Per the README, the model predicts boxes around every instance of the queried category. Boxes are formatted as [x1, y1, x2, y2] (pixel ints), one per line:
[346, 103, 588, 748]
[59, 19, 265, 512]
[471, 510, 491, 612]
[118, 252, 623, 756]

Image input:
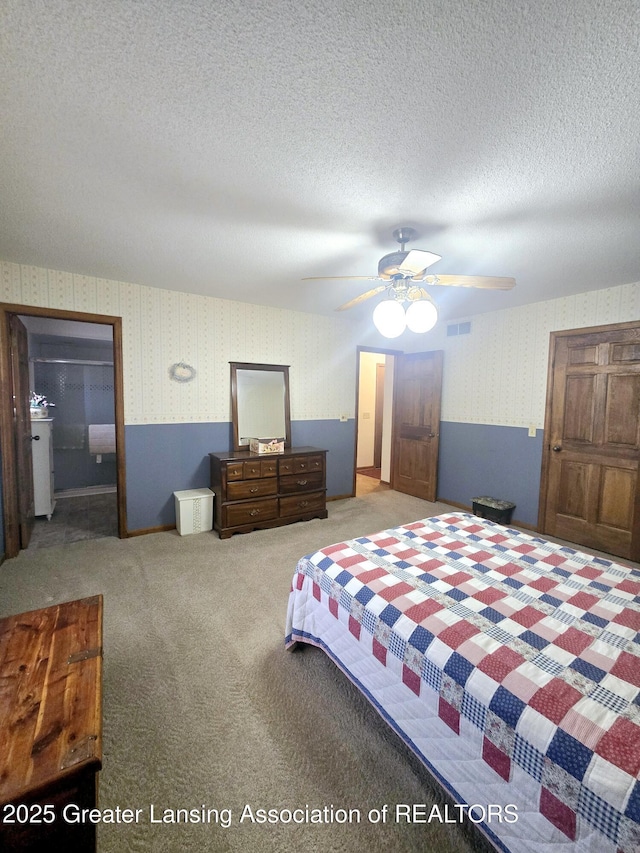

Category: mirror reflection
[230, 362, 291, 450]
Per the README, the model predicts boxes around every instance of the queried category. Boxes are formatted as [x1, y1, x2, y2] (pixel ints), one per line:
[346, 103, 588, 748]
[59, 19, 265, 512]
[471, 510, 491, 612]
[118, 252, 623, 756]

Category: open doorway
[1, 303, 126, 559]
[354, 347, 397, 496]
[22, 315, 118, 549]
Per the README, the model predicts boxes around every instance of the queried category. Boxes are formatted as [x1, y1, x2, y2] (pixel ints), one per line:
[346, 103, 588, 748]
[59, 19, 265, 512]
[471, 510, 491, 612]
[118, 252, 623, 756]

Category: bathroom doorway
[22, 315, 118, 548]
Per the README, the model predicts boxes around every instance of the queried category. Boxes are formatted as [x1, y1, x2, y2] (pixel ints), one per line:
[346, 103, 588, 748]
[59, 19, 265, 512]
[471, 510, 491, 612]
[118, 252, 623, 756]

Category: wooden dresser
[210, 446, 328, 538]
[0, 596, 103, 851]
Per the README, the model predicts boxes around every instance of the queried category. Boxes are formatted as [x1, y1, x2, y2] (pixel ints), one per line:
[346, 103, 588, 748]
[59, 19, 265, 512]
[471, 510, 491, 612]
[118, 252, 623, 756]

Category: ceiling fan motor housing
[378, 251, 412, 279]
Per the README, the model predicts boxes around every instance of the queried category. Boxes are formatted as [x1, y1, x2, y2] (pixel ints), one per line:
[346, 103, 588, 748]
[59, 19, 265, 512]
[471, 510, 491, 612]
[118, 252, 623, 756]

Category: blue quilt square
[540, 593, 562, 607]
[582, 612, 608, 629]
[489, 686, 526, 728]
[318, 556, 335, 570]
[446, 588, 467, 602]
[589, 581, 612, 593]
[444, 651, 474, 687]
[472, 562, 491, 573]
[570, 656, 606, 683]
[520, 630, 549, 650]
[333, 570, 353, 587]
[503, 577, 524, 590]
[417, 573, 437, 584]
[355, 586, 375, 605]
[520, 555, 538, 564]
[551, 567, 571, 578]
[445, 550, 463, 560]
[394, 560, 412, 569]
[409, 625, 434, 653]
[379, 604, 402, 627]
[627, 781, 640, 822]
[547, 729, 593, 781]
[480, 606, 504, 624]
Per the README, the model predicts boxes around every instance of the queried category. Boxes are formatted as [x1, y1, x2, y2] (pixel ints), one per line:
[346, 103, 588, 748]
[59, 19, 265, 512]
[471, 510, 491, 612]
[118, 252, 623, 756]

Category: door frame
[537, 318, 640, 544]
[352, 345, 402, 496]
[0, 302, 127, 558]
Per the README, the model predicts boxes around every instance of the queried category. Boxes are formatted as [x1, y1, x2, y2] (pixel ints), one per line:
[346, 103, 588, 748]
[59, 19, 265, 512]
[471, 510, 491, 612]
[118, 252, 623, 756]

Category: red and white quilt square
[502, 660, 552, 702]
[477, 646, 526, 683]
[529, 679, 583, 725]
[439, 619, 481, 650]
[552, 626, 593, 656]
[610, 651, 640, 688]
[580, 641, 619, 674]
[595, 718, 640, 777]
[561, 699, 617, 750]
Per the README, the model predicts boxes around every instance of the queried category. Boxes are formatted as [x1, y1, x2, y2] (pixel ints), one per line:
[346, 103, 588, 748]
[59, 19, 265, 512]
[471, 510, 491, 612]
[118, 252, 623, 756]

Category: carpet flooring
[0, 490, 497, 853]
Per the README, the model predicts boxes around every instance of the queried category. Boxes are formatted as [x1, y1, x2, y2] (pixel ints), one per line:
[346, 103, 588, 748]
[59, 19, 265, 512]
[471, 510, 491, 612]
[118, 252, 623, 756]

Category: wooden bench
[0, 595, 103, 851]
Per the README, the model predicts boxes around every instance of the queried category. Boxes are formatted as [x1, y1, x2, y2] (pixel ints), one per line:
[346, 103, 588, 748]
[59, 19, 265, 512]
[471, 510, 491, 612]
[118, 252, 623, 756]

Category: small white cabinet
[31, 418, 56, 519]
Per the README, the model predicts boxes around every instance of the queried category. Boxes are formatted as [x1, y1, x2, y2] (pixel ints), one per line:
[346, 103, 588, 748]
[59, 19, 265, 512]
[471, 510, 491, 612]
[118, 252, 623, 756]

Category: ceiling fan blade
[397, 250, 441, 275]
[426, 274, 516, 290]
[302, 275, 382, 281]
[336, 286, 386, 311]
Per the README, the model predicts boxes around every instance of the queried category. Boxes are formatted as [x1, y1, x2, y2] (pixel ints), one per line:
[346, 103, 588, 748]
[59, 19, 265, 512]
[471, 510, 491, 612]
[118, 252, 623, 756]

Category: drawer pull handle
[297, 479, 308, 486]
[299, 463, 306, 469]
[250, 487, 259, 493]
[299, 500, 309, 508]
[249, 509, 260, 517]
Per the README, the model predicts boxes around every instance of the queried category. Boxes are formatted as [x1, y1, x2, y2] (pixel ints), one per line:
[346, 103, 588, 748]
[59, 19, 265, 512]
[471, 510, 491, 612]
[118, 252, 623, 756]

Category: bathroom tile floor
[28, 490, 118, 549]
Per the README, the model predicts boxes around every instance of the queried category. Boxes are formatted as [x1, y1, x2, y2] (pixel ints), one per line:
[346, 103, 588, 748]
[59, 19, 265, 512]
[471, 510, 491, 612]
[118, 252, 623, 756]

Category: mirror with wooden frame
[230, 362, 291, 451]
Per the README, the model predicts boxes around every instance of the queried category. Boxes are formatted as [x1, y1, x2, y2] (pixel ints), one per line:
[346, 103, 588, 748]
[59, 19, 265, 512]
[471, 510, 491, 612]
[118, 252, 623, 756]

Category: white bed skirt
[287, 573, 611, 853]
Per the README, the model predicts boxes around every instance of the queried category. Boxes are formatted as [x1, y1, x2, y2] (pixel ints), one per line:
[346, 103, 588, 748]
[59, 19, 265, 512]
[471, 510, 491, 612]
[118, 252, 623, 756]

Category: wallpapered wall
[2, 259, 639, 533]
[0, 261, 358, 423]
[418, 279, 640, 525]
[415, 280, 640, 428]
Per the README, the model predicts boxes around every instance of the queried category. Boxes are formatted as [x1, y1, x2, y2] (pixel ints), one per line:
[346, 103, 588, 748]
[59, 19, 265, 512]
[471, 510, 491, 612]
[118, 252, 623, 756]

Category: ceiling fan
[303, 227, 515, 337]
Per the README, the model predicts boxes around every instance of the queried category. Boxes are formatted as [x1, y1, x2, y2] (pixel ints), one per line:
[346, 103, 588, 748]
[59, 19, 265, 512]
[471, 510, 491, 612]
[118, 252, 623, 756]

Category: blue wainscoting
[124, 419, 356, 532]
[437, 421, 544, 527]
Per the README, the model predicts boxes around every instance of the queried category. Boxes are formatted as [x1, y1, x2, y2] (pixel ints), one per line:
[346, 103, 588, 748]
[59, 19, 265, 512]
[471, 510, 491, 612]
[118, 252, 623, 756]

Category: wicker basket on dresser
[209, 446, 328, 538]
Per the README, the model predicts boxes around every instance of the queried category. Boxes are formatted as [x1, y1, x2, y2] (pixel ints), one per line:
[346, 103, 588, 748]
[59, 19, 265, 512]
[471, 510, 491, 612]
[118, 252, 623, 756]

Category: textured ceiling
[1, 0, 639, 322]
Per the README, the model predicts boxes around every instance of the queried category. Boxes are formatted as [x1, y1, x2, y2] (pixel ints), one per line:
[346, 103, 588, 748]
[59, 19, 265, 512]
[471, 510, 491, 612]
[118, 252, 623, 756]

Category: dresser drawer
[259, 459, 278, 477]
[279, 472, 324, 494]
[225, 498, 278, 527]
[279, 491, 325, 517]
[279, 454, 324, 476]
[226, 460, 277, 482]
[226, 462, 245, 481]
[227, 478, 278, 501]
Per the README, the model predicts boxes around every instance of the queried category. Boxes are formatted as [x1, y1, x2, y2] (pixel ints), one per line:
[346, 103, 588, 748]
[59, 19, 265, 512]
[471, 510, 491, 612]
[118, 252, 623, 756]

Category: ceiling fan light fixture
[405, 297, 438, 333]
[372, 299, 406, 338]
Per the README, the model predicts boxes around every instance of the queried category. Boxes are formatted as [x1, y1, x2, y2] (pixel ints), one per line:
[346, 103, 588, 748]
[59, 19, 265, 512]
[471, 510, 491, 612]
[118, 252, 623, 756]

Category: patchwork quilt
[285, 513, 640, 852]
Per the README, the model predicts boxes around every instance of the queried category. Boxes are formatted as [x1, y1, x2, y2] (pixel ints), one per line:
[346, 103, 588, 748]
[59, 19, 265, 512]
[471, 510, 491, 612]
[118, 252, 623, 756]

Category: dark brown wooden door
[541, 323, 640, 560]
[391, 350, 443, 501]
[10, 314, 35, 549]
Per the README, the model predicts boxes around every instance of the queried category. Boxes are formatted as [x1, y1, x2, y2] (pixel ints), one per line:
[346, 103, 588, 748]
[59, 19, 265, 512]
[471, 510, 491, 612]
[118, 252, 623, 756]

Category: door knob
[30, 434, 40, 441]
[552, 445, 562, 452]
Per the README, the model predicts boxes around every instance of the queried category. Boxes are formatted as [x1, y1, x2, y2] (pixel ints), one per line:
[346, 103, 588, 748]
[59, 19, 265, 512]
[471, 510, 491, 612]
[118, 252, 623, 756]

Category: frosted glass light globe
[405, 299, 438, 333]
[372, 299, 406, 338]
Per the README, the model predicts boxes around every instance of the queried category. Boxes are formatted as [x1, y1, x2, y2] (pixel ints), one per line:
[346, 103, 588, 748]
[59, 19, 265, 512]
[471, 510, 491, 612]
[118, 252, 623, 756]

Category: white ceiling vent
[447, 321, 472, 337]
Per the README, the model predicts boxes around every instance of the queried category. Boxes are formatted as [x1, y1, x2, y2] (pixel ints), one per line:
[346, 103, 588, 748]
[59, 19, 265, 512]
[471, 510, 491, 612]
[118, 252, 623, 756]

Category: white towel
[88, 424, 116, 455]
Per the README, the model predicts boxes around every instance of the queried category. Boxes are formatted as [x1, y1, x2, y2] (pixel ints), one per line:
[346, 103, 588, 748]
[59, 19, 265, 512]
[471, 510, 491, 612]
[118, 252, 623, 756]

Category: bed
[285, 512, 640, 853]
